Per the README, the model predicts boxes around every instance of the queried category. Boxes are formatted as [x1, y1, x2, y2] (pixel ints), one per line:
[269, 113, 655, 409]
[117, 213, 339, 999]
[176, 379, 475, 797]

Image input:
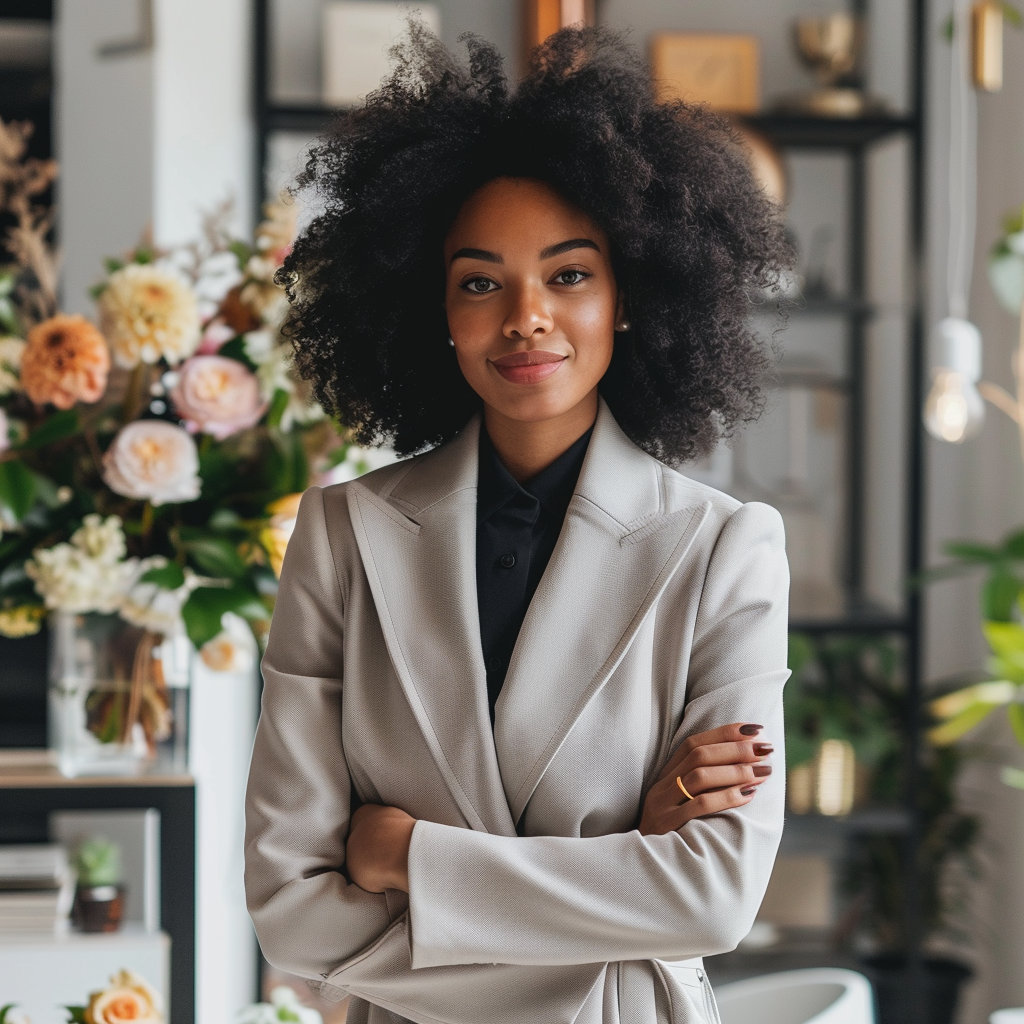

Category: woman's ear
[615, 290, 628, 324]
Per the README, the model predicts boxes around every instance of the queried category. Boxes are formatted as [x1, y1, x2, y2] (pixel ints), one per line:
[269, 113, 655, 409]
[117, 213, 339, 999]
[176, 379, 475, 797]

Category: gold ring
[676, 776, 695, 801]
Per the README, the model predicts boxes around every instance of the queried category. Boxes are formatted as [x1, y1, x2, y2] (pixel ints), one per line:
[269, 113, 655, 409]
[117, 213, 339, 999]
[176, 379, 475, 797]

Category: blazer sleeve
[404, 500, 790, 969]
[244, 486, 393, 979]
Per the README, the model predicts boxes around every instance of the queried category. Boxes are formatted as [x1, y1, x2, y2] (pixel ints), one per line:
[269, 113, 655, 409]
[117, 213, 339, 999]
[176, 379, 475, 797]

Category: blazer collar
[346, 400, 709, 830]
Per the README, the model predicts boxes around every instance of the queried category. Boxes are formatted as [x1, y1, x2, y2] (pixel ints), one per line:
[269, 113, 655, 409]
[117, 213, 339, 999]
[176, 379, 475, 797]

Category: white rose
[199, 630, 253, 673]
[119, 556, 193, 635]
[103, 421, 201, 505]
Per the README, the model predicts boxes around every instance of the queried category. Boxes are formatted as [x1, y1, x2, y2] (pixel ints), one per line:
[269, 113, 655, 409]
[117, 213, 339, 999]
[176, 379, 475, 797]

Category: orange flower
[21, 314, 110, 409]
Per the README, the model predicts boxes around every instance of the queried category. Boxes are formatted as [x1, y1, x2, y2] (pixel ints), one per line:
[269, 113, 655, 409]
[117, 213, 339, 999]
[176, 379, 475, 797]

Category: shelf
[264, 103, 339, 133]
[0, 921, 167, 948]
[786, 807, 911, 836]
[742, 112, 917, 149]
[790, 603, 909, 635]
[0, 765, 194, 789]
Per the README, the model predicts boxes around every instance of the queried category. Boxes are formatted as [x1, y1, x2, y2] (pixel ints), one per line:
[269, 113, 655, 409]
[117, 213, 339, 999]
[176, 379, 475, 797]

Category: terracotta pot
[73, 884, 125, 933]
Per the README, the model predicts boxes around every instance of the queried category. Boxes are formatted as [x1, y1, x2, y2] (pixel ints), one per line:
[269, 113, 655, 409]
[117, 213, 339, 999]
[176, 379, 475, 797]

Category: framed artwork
[650, 33, 760, 113]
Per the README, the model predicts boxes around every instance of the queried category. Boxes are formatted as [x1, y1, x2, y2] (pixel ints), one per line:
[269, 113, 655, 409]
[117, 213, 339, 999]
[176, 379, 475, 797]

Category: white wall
[55, 2, 258, 1019]
[56, 0, 155, 316]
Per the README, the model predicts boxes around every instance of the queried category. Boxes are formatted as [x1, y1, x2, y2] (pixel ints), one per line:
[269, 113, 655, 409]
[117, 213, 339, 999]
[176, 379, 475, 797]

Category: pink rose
[195, 319, 236, 355]
[170, 355, 266, 439]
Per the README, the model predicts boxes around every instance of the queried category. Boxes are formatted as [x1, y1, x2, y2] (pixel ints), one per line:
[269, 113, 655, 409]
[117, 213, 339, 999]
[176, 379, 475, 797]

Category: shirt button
[500, 552, 516, 569]
[488, 656, 503, 672]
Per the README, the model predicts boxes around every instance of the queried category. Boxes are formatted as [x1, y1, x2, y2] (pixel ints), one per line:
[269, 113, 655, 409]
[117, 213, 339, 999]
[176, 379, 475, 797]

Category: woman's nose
[502, 282, 554, 339]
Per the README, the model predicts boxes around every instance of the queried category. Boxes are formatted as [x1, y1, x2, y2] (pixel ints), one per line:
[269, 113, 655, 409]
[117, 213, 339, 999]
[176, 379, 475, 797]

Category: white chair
[715, 968, 875, 1024]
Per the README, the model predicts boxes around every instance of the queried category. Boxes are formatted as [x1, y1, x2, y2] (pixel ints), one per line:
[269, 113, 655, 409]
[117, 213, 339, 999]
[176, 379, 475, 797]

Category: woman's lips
[490, 350, 567, 385]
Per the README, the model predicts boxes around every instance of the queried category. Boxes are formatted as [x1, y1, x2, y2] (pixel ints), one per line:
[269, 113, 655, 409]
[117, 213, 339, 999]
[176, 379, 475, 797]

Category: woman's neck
[483, 390, 598, 483]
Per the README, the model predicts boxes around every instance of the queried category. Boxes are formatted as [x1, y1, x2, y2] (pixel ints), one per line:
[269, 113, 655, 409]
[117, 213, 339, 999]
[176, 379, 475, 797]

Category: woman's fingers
[678, 761, 772, 797]
[671, 784, 759, 829]
[658, 738, 773, 786]
[656, 722, 767, 782]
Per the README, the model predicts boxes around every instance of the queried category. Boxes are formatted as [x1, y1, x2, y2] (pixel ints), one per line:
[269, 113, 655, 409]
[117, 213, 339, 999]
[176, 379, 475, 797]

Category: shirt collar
[477, 424, 593, 523]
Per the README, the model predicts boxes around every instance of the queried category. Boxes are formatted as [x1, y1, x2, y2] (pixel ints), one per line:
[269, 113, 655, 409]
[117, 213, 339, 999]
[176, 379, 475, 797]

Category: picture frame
[650, 33, 760, 113]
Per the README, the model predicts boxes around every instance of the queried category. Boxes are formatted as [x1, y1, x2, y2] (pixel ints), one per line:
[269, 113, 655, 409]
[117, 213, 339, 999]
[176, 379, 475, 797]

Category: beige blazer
[244, 399, 790, 1024]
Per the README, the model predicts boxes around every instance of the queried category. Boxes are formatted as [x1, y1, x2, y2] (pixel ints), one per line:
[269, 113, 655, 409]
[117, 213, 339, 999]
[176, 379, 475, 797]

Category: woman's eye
[553, 269, 589, 285]
[461, 277, 499, 294]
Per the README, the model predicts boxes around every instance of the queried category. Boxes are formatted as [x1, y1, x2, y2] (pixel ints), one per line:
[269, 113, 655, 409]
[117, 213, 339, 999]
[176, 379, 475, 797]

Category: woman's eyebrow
[451, 247, 503, 264]
[539, 238, 600, 259]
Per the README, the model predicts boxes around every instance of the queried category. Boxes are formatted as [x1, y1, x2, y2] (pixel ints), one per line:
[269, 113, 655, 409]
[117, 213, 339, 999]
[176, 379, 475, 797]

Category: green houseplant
[786, 634, 979, 1024]
[72, 836, 124, 933]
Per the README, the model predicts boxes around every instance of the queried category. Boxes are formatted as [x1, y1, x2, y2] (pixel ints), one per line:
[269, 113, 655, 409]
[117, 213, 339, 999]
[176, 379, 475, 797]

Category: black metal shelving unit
[252, 0, 930, 1015]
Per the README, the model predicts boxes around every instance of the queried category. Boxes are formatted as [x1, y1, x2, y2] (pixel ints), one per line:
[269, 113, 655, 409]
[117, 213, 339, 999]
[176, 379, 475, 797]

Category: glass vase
[47, 611, 191, 777]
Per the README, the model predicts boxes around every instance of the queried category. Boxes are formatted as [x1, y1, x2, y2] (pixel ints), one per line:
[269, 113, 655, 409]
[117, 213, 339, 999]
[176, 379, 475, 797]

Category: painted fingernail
[753, 764, 772, 777]
[740, 786, 757, 796]
[753, 743, 774, 756]
[739, 724, 763, 736]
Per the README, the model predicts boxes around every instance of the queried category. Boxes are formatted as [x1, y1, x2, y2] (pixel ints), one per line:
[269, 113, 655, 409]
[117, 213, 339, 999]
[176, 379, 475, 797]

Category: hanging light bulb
[924, 317, 985, 443]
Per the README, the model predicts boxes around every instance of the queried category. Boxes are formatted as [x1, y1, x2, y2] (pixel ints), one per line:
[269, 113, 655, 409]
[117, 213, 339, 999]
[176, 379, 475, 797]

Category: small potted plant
[72, 837, 124, 933]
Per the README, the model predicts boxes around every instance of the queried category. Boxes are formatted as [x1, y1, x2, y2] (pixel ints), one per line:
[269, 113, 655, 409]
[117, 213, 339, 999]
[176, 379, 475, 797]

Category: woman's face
[443, 177, 623, 429]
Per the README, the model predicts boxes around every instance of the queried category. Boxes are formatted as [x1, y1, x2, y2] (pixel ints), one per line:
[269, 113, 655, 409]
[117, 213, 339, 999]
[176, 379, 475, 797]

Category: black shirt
[476, 425, 593, 723]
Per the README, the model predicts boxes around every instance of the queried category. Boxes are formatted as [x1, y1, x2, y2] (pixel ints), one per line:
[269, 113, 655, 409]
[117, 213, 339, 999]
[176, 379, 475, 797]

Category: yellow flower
[98, 264, 201, 368]
[84, 969, 163, 1024]
[261, 493, 303, 577]
[0, 604, 45, 638]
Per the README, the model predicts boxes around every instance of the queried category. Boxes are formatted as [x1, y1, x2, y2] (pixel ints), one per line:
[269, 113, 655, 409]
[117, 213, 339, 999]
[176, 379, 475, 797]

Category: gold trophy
[780, 13, 877, 117]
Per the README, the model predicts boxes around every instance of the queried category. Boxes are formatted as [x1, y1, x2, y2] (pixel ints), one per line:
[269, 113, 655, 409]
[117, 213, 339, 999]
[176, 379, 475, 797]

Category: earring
[447, 337, 455, 347]
[615, 320, 631, 332]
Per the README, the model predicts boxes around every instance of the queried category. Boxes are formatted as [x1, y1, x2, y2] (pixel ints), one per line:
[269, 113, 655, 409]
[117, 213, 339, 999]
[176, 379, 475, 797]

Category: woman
[245, 25, 791, 1024]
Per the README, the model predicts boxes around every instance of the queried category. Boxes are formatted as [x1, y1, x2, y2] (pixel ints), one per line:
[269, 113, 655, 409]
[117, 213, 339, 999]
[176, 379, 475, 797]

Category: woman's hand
[637, 723, 773, 836]
[345, 803, 417, 893]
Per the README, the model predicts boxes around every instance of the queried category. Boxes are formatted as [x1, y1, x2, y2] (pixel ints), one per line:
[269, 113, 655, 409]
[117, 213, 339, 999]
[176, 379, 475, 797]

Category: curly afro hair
[280, 23, 792, 463]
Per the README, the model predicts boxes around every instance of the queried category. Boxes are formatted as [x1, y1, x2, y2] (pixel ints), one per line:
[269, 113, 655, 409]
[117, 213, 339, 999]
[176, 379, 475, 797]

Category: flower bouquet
[64, 969, 163, 1024]
[0, 117, 360, 774]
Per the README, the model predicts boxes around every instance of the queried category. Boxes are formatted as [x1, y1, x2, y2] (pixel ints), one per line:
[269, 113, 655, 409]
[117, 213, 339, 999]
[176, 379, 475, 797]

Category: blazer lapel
[346, 417, 518, 838]
[493, 401, 711, 825]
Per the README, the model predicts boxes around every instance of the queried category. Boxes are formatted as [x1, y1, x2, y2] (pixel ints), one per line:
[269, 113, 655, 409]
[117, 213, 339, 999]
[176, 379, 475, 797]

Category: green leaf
[266, 388, 290, 429]
[927, 700, 999, 745]
[134, 248, 155, 265]
[140, 562, 186, 590]
[1, 1004, 17, 1024]
[1008, 704, 1024, 748]
[30, 472, 62, 509]
[216, 335, 257, 370]
[941, 12, 954, 41]
[943, 541, 1003, 563]
[182, 585, 268, 648]
[323, 443, 351, 470]
[16, 409, 80, 450]
[208, 508, 242, 531]
[63, 1007, 87, 1024]
[104, 257, 126, 274]
[982, 570, 1022, 621]
[1002, 3, 1023, 28]
[1001, 766, 1024, 789]
[88, 282, 107, 300]
[278, 1010, 301, 1024]
[984, 620, 1024, 668]
[184, 537, 248, 581]
[0, 460, 36, 521]
[1004, 530, 1024, 558]
[228, 239, 255, 268]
